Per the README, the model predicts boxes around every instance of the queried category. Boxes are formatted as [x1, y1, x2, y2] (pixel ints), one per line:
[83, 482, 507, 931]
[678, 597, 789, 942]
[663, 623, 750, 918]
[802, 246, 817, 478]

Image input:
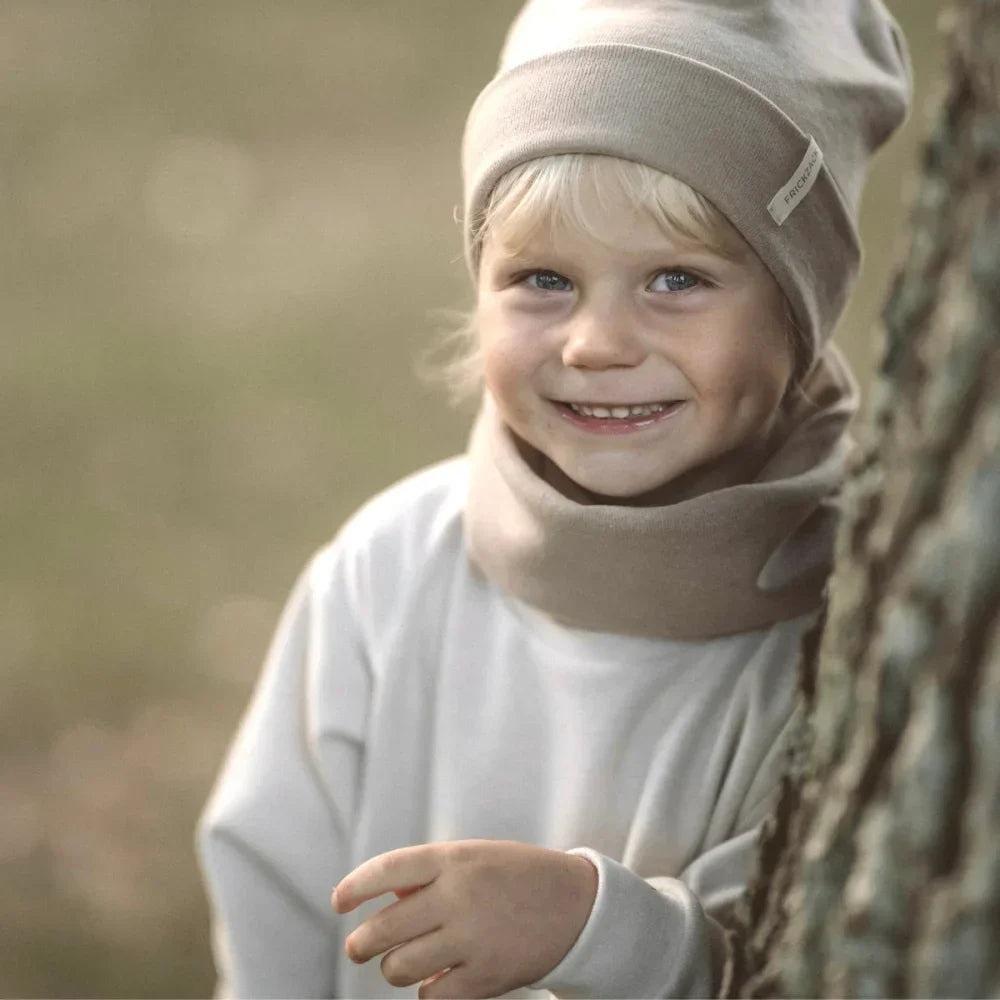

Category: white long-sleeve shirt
[197, 456, 809, 998]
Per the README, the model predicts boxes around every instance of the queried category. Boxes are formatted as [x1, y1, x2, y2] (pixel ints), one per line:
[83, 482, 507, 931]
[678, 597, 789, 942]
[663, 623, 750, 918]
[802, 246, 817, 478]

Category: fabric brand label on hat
[767, 137, 824, 226]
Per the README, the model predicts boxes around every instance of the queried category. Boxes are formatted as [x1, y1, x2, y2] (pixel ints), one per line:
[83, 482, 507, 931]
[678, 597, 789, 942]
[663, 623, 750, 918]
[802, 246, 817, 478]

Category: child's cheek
[685, 336, 754, 400]
[689, 340, 787, 436]
[480, 327, 540, 424]
[481, 308, 541, 370]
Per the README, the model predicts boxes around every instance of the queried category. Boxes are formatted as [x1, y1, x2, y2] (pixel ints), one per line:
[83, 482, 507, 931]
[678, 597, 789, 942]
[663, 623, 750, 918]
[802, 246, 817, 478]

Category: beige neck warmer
[464, 346, 859, 640]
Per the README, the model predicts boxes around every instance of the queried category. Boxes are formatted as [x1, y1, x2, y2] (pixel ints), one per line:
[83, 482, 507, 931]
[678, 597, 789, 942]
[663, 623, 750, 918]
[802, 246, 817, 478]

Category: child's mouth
[552, 399, 686, 433]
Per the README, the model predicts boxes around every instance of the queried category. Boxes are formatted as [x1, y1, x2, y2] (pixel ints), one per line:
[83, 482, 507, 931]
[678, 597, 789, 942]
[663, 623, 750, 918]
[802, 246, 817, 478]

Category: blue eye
[649, 270, 700, 292]
[526, 270, 573, 292]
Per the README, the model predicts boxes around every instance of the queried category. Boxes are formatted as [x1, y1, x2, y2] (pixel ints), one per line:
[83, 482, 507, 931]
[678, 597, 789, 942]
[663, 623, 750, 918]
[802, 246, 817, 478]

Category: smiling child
[198, 2, 911, 997]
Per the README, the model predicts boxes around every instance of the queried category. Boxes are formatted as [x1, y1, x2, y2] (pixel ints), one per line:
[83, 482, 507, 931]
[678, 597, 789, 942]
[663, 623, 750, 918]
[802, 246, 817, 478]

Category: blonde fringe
[475, 154, 745, 263]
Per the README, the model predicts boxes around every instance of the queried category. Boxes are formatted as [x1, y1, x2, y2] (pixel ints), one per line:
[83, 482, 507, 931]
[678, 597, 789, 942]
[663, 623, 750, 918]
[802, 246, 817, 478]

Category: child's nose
[561, 306, 646, 370]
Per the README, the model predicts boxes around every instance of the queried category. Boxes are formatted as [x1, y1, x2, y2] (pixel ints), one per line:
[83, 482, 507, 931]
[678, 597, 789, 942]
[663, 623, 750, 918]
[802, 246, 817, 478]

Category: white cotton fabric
[198, 456, 813, 999]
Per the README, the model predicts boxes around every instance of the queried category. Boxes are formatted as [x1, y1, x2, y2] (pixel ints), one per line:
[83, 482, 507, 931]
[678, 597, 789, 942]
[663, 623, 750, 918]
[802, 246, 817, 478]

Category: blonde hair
[423, 154, 805, 403]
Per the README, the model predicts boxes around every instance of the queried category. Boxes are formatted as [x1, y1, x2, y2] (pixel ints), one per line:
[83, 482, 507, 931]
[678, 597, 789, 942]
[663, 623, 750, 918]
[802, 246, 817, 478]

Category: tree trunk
[728, 2, 1000, 996]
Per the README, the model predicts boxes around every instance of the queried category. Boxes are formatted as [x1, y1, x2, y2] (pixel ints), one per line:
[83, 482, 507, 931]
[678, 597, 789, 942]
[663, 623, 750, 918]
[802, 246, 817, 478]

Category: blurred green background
[2, 3, 945, 996]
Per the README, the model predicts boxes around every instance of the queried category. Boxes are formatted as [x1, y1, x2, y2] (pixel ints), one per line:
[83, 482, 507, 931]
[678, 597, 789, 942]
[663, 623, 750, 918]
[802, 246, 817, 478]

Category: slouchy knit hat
[462, 0, 912, 367]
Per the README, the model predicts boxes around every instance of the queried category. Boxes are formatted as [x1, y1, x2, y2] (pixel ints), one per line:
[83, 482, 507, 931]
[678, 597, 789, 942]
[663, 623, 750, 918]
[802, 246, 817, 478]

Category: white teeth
[567, 401, 674, 418]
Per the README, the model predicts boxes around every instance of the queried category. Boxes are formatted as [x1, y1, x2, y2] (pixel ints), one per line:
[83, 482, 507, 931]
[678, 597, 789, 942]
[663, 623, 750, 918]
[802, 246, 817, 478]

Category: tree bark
[729, 2, 1000, 995]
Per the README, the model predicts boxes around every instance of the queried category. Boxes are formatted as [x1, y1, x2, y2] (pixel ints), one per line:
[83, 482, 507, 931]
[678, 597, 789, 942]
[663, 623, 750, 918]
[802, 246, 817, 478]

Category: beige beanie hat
[462, 0, 912, 366]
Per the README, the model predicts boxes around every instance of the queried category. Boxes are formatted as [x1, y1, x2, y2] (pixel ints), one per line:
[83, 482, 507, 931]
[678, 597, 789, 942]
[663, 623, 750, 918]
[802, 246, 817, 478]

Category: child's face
[476, 195, 794, 502]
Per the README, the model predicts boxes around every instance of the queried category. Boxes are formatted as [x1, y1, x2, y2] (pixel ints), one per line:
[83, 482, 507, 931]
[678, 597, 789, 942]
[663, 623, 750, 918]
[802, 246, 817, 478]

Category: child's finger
[333, 844, 441, 913]
[344, 890, 441, 965]
[418, 963, 475, 1000]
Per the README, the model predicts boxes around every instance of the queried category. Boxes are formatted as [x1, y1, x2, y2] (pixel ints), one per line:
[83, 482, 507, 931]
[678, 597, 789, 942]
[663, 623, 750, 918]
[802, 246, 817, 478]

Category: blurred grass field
[1, 3, 945, 996]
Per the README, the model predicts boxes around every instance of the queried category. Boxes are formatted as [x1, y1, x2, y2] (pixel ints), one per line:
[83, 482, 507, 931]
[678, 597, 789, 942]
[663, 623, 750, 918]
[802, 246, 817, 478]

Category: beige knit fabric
[462, 0, 912, 367]
[464, 345, 859, 639]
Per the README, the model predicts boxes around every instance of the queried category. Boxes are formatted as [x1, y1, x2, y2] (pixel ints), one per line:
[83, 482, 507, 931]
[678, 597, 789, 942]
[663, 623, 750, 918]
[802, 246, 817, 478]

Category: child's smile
[553, 397, 687, 433]
[476, 183, 795, 504]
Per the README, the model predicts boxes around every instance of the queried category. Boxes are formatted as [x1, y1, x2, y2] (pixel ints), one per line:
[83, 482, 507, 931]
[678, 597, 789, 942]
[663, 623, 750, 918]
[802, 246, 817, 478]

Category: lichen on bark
[729, 2, 1000, 996]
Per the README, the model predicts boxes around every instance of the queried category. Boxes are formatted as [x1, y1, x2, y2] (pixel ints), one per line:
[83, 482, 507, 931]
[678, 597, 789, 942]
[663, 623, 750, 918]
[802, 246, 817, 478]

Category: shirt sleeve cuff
[529, 848, 725, 999]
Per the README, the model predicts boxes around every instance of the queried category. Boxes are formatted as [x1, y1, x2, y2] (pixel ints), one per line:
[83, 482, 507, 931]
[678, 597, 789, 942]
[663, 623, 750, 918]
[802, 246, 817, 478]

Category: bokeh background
[2, 3, 946, 996]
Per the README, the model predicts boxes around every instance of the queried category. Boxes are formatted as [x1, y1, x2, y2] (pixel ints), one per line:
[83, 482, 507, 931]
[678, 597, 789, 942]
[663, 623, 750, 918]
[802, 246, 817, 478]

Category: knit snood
[464, 345, 859, 640]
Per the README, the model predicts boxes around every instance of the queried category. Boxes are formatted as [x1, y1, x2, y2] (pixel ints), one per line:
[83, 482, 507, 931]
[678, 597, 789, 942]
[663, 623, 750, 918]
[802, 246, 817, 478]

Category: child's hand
[332, 839, 598, 999]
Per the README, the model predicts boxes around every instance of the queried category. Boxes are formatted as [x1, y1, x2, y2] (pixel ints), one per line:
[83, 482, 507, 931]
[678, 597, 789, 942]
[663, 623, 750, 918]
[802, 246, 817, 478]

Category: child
[198, 2, 910, 997]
